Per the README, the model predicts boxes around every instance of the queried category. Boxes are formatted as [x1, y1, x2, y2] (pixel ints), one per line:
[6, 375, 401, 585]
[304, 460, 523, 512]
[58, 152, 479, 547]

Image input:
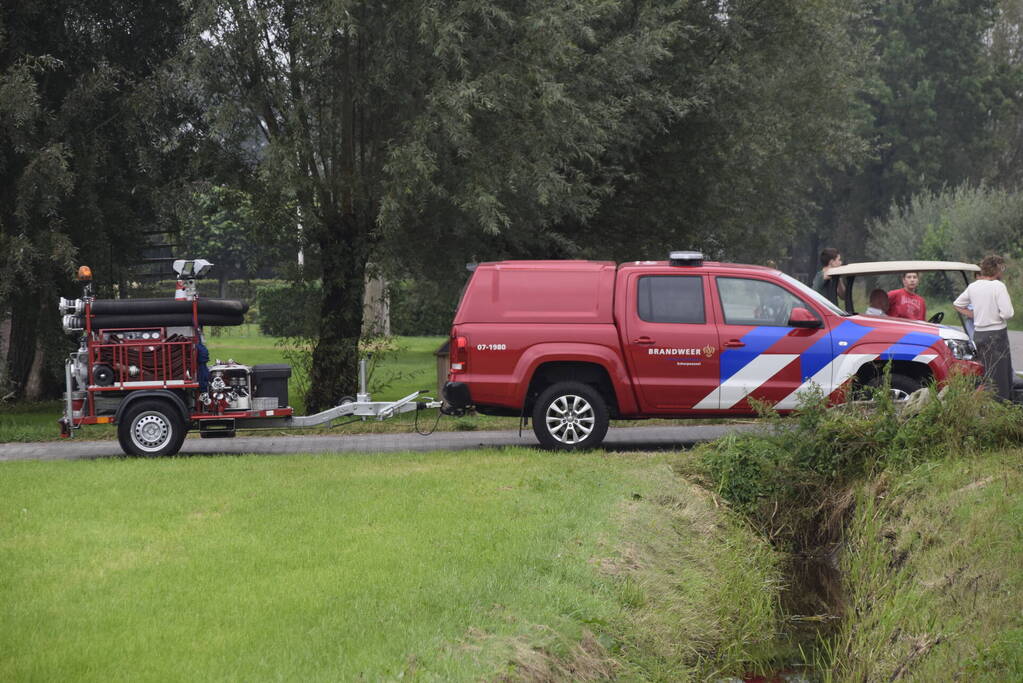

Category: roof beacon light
[669, 251, 703, 266]
[77, 266, 93, 281]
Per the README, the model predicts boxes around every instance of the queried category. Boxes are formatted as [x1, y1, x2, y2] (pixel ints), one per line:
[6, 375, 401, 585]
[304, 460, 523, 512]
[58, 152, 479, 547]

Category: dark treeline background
[3, 0, 1023, 408]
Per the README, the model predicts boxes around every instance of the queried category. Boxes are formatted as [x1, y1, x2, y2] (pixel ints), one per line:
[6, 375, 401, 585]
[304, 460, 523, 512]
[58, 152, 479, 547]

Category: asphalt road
[4, 329, 1019, 463]
[0, 423, 759, 462]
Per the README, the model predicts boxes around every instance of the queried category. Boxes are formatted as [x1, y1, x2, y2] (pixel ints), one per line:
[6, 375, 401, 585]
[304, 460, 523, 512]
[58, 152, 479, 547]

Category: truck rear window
[637, 276, 705, 324]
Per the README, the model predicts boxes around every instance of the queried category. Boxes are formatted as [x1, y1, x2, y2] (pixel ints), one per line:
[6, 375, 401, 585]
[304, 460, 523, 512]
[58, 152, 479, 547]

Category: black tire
[117, 400, 187, 457]
[867, 372, 923, 402]
[532, 381, 610, 451]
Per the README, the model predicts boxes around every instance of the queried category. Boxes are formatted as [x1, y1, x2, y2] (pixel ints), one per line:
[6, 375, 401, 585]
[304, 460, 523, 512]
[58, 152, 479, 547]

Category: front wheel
[867, 372, 923, 402]
[532, 382, 610, 451]
[117, 400, 186, 457]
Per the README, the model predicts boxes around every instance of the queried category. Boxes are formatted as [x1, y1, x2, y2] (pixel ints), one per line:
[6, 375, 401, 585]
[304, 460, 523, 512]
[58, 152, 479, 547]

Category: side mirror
[788, 307, 822, 328]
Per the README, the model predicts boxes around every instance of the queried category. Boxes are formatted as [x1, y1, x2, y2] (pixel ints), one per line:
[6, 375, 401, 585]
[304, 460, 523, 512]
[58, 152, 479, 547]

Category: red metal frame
[70, 297, 293, 429]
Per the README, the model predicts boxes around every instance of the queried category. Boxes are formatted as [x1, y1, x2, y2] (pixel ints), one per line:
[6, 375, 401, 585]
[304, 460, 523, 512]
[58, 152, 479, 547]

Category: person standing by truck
[954, 255, 1015, 400]
[887, 272, 926, 320]
[812, 247, 846, 305]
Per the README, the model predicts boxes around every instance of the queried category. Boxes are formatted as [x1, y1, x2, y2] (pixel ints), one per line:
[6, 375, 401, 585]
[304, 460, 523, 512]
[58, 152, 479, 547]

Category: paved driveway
[0, 423, 759, 462]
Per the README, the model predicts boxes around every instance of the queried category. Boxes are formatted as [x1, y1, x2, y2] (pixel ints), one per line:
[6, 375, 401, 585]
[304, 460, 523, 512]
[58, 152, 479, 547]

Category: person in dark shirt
[811, 247, 846, 305]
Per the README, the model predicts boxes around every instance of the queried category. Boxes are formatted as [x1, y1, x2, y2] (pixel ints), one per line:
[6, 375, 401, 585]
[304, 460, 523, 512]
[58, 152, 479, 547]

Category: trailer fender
[511, 343, 639, 414]
[115, 390, 191, 426]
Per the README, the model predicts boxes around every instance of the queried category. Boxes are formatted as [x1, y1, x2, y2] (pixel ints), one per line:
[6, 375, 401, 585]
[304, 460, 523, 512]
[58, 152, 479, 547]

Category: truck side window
[717, 277, 810, 327]
[637, 276, 705, 324]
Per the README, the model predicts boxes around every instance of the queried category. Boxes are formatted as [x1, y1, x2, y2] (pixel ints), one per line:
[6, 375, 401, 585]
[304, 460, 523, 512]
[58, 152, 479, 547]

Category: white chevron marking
[775, 353, 879, 410]
[702, 354, 800, 410]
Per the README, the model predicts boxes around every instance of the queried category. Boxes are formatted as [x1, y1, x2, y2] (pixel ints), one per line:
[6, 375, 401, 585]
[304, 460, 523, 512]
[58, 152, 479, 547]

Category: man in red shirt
[887, 272, 926, 320]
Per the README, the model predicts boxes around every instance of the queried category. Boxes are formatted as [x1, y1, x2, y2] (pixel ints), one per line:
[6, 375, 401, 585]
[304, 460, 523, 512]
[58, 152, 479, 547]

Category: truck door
[624, 274, 721, 412]
[699, 276, 831, 412]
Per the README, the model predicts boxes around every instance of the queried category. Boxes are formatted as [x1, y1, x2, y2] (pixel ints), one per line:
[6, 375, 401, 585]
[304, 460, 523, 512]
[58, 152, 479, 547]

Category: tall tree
[186, 0, 688, 411]
[811, 0, 1020, 268]
[0, 1, 189, 398]
[567, 0, 874, 266]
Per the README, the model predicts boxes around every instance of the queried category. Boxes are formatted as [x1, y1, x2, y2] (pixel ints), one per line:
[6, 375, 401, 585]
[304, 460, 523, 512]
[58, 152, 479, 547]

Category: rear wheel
[532, 381, 609, 451]
[117, 400, 186, 457]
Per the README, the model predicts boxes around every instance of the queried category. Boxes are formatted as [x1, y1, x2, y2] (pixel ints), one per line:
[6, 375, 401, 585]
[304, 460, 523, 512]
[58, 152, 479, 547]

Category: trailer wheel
[118, 400, 186, 457]
[532, 381, 609, 451]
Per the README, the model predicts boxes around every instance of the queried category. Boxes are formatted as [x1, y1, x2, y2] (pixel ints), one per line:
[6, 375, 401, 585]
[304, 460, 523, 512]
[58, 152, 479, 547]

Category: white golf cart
[826, 259, 980, 332]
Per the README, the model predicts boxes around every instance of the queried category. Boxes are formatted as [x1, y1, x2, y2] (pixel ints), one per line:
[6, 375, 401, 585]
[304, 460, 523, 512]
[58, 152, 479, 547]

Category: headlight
[945, 338, 976, 360]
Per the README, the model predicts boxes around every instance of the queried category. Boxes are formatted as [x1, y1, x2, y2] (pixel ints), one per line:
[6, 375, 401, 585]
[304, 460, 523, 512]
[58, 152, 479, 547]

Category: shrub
[867, 184, 1023, 264]
[689, 372, 1023, 538]
[127, 279, 276, 304]
[388, 277, 462, 336]
[256, 281, 321, 337]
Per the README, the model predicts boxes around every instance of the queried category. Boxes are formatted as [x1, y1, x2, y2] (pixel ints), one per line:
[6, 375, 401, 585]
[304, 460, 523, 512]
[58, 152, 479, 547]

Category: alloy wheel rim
[545, 394, 595, 445]
[890, 388, 912, 402]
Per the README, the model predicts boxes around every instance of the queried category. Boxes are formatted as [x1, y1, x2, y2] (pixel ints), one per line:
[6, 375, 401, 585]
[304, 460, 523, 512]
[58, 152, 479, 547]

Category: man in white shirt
[954, 255, 1015, 400]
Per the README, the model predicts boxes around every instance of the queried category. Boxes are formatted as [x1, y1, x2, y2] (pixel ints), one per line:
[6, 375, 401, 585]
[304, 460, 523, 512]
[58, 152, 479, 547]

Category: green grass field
[0, 449, 785, 681]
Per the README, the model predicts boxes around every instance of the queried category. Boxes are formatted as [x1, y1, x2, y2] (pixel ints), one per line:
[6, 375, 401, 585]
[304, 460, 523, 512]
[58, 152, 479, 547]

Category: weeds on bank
[686, 373, 1023, 541]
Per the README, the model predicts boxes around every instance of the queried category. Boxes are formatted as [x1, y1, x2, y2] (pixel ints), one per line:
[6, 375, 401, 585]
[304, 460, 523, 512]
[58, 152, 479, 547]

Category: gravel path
[0, 423, 760, 462]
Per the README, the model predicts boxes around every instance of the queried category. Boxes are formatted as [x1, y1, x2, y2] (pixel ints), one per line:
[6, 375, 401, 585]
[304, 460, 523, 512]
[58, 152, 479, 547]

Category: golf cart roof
[827, 260, 980, 277]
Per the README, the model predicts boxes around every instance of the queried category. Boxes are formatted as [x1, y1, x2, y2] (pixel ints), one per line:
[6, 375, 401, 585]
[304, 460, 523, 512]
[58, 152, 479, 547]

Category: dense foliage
[1, 0, 191, 398]
[5, 0, 1023, 402]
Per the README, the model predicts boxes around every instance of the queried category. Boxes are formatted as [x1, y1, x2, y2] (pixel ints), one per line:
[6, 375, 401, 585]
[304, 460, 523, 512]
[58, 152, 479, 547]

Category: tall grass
[686, 374, 1023, 540]
[683, 373, 1023, 679]
[825, 452, 1023, 681]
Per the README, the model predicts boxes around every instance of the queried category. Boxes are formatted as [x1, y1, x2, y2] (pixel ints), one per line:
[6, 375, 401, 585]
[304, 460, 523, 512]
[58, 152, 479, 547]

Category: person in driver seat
[864, 289, 889, 316]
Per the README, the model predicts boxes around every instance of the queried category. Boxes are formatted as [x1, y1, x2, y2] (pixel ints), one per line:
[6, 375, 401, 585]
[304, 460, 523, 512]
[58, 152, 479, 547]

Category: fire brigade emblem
[702, 344, 716, 358]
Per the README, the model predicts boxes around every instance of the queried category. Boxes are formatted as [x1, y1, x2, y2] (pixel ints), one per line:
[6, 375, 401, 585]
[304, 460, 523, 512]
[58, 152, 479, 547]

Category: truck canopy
[454, 260, 616, 324]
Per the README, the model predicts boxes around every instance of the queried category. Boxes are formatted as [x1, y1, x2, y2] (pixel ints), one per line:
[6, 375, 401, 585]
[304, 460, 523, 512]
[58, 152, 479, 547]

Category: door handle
[633, 337, 656, 345]
[723, 339, 745, 348]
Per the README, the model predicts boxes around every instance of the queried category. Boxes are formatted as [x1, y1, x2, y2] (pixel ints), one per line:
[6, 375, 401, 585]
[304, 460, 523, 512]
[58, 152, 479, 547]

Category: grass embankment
[830, 453, 1023, 681]
[0, 449, 785, 681]
[687, 377, 1023, 680]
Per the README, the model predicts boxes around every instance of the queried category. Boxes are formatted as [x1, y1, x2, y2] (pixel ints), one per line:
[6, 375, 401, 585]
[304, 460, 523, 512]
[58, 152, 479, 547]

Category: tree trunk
[305, 214, 368, 413]
[0, 314, 10, 396]
[5, 292, 42, 400]
[24, 337, 46, 401]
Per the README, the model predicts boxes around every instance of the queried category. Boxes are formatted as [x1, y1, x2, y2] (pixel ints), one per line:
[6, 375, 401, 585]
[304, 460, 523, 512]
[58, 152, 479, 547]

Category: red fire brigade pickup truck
[442, 251, 982, 450]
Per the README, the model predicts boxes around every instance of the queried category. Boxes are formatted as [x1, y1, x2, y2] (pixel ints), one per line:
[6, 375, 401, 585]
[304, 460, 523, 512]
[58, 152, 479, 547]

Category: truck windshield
[777, 272, 849, 317]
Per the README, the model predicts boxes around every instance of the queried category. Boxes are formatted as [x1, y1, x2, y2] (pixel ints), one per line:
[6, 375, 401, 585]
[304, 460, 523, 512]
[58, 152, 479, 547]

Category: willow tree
[186, 0, 686, 411]
[1, 1, 188, 399]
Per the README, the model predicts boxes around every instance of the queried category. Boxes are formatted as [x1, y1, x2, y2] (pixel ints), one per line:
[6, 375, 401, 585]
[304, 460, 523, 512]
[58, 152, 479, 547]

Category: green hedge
[256, 281, 321, 337]
[388, 278, 461, 336]
[127, 279, 276, 304]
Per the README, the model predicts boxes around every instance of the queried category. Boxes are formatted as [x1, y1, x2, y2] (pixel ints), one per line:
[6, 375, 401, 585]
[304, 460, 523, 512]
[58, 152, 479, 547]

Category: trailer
[58, 260, 441, 456]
